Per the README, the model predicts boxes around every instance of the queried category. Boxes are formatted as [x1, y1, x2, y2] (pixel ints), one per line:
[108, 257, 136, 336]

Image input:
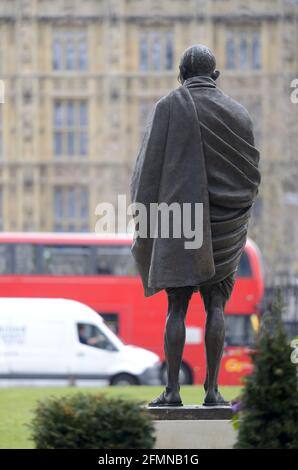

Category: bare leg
[148, 286, 193, 406]
[203, 367, 228, 404]
[164, 287, 193, 391]
[202, 288, 227, 405]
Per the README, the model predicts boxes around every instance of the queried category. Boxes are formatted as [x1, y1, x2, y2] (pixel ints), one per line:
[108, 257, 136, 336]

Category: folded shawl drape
[130, 75, 261, 297]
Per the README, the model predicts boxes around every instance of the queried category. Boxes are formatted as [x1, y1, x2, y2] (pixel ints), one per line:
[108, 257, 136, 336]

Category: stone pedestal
[146, 405, 236, 449]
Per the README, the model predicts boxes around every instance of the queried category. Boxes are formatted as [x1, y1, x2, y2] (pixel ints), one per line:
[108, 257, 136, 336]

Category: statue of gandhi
[130, 44, 261, 407]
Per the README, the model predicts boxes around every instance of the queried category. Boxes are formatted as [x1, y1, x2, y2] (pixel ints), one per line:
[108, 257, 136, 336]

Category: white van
[0, 298, 161, 386]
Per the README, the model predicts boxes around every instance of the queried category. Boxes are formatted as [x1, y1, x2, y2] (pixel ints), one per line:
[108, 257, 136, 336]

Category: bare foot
[148, 387, 183, 407]
[203, 389, 230, 406]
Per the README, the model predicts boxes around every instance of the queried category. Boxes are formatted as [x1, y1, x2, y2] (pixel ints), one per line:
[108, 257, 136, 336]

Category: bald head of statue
[178, 44, 220, 84]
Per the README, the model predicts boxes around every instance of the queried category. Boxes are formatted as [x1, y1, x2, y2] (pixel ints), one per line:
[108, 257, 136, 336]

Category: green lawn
[0, 385, 241, 449]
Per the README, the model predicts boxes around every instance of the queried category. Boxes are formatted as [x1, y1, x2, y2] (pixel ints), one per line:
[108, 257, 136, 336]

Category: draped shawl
[130, 75, 261, 297]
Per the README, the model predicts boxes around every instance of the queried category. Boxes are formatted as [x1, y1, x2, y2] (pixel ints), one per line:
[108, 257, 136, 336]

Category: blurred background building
[0, 0, 297, 282]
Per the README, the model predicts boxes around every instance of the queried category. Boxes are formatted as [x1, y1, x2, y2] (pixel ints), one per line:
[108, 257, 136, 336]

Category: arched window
[66, 36, 75, 70]
[239, 34, 249, 69]
[226, 33, 235, 69]
[78, 36, 88, 71]
[252, 33, 261, 70]
[152, 32, 162, 70]
[53, 38, 62, 70]
[139, 32, 149, 71]
[165, 31, 174, 70]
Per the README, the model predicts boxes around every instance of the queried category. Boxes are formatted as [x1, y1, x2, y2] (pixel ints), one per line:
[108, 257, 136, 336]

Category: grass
[0, 385, 241, 449]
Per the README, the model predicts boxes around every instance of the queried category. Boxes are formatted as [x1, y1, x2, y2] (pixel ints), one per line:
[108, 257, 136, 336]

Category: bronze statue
[130, 44, 261, 406]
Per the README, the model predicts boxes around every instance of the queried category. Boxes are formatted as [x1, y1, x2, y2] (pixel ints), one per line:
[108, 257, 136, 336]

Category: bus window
[225, 314, 255, 348]
[42, 245, 91, 275]
[14, 244, 38, 274]
[95, 245, 138, 276]
[237, 251, 252, 277]
[100, 313, 119, 335]
[0, 244, 13, 274]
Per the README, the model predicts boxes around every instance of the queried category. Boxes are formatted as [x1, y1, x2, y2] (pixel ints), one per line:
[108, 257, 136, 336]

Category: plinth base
[146, 405, 236, 449]
[147, 404, 232, 420]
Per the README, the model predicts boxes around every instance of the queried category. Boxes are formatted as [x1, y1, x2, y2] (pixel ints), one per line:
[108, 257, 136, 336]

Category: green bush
[29, 393, 156, 449]
[235, 293, 298, 449]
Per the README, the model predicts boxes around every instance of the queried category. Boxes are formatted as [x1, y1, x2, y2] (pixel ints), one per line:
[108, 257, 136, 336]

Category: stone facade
[0, 0, 297, 280]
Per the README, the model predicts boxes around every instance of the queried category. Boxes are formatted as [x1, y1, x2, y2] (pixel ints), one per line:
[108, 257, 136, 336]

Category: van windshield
[77, 323, 118, 351]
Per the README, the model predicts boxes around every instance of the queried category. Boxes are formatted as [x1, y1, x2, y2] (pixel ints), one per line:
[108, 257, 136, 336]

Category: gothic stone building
[0, 0, 298, 281]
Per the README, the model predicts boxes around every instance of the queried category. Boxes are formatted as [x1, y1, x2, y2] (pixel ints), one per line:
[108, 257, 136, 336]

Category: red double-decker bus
[0, 232, 264, 385]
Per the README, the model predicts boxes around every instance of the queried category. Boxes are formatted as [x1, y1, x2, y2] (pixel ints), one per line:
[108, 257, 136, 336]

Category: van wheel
[161, 362, 193, 385]
[110, 373, 139, 386]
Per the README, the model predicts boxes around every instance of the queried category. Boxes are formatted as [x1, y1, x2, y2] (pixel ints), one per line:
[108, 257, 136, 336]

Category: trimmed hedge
[29, 393, 156, 449]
